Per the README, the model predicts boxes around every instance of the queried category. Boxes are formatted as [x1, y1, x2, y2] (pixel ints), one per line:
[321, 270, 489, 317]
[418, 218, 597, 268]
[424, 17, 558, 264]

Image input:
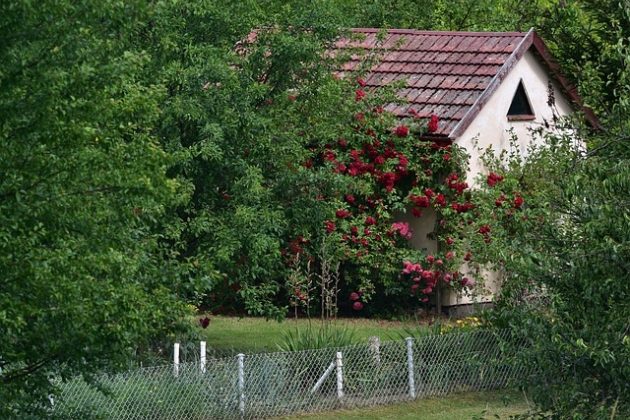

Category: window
[507, 80, 535, 121]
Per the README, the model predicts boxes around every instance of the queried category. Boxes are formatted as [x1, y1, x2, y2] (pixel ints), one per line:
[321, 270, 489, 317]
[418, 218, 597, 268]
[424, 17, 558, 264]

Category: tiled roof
[333, 28, 599, 138]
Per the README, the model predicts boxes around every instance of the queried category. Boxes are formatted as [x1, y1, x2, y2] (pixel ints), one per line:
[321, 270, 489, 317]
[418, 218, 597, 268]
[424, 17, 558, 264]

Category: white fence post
[173, 343, 180, 378]
[237, 353, 245, 417]
[406, 337, 416, 399]
[200, 341, 207, 373]
[335, 351, 344, 400]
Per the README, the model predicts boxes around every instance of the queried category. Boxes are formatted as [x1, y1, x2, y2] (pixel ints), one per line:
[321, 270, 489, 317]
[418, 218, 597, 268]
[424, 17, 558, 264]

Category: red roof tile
[334, 29, 531, 137]
[334, 28, 600, 137]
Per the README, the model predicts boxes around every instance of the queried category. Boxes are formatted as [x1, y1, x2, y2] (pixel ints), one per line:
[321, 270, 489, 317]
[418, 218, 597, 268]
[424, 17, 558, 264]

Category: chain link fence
[53, 329, 529, 419]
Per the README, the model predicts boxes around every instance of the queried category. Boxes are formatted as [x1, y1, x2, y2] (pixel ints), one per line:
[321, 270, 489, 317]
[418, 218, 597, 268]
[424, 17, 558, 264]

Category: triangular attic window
[507, 81, 534, 120]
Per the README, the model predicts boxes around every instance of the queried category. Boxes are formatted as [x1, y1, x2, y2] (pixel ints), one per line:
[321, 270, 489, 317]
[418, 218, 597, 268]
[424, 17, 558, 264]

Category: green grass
[280, 390, 531, 419]
[197, 316, 428, 352]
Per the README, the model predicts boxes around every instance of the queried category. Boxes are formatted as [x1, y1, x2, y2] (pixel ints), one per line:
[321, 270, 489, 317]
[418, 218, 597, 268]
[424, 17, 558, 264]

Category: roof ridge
[350, 28, 530, 37]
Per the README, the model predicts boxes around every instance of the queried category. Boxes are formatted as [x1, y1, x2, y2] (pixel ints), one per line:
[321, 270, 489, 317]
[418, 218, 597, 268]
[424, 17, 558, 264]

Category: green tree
[466, 118, 630, 418]
[0, 1, 193, 415]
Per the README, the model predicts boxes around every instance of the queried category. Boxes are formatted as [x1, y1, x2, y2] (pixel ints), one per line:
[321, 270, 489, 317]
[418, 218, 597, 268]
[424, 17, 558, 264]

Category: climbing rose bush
[282, 77, 498, 314]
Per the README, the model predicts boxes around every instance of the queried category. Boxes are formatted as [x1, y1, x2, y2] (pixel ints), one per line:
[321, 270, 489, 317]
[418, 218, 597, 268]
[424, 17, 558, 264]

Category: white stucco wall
[395, 208, 438, 255]
[406, 48, 575, 308]
[457, 49, 574, 186]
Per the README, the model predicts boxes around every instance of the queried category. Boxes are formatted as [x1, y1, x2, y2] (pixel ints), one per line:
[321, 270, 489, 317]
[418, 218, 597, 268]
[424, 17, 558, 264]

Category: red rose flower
[337, 138, 348, 148]
[352, 301, 364, 311]
[336, 209, 352, 219]
[402, 261, 422, 274]
[487, 172, 504, 187]
[357, 77, 367, 87]
[323, 149, 336, 162]
[478, 224, 491, 235]
[345, 194, 356, 204]
[514, 195, 524, 208]
[446, 237, 454, 245]
[391, 221, 413, 239]
[347, 164, 360, 177]
[461, 277, 475, 287]
[398, 153, 409, 168]
[379, 172, 397, 192]
[453, 182, 468, 195]
[412, 207, 423, 217]
[427, 114, 439, 133]
[324, 220, 336, 233]
[355, 89, 366, 101]
[350, 292, 360, 301]
[435, 193, 446, 207]
[394, 125, 409, 137]
[410, 194, 430, 208]
[365, 216, 377, 226]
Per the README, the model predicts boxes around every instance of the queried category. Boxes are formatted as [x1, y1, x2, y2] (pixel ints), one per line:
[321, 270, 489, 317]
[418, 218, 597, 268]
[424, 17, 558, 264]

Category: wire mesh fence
[52, 329, 530, 419]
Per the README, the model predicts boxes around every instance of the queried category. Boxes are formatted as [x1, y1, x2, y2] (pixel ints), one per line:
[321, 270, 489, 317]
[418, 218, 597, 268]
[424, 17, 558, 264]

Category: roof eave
[529, 33, 602, 130]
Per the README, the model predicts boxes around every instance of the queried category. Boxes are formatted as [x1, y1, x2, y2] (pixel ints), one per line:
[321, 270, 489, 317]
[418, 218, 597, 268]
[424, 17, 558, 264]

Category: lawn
[281, 390, 531, 419]
[197, 315, 430, 352]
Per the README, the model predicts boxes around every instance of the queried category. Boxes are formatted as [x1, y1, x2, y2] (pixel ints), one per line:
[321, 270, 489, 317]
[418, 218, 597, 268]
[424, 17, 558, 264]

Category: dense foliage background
[1, 0, 628, 417]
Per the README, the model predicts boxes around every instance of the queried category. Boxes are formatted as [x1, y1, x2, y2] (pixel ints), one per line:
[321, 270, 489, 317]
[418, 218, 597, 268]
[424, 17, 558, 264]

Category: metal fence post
[200, 341, 207, 373]
[406, 337, 416, 399]
[237, 353, 245, 417]
[173, 343, 180, 378]
[368, 336, 381, 365]
[335, 351, 344, 400]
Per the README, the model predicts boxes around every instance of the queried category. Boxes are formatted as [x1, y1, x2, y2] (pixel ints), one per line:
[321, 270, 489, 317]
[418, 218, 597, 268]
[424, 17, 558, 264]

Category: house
[334, 28, 598, 313]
